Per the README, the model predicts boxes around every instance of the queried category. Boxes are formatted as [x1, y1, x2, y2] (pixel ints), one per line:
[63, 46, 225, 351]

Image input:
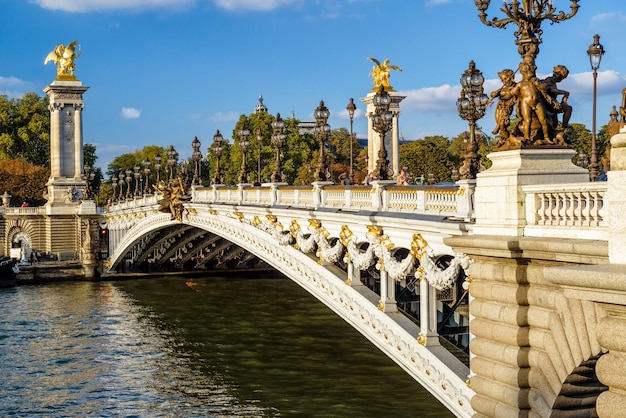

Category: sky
[1, 0, 625, 171]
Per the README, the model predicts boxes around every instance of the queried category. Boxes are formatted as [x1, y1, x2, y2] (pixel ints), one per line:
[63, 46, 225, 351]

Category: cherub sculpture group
[490, 60, 572, 150]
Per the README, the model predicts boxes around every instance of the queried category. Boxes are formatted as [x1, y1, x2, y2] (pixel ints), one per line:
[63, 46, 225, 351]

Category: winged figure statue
[367, 57, 402, 91]
[44, 40, 81, 80]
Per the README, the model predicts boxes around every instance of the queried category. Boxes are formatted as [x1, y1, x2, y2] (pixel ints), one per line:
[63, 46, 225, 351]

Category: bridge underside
[110, 224, 272, 274]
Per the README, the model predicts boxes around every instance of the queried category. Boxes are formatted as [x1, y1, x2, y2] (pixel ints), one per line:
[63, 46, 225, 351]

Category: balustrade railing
[523, 182, 607, 240]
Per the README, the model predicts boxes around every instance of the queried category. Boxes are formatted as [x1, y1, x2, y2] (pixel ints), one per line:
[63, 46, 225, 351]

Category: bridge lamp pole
[270, 113, 286, 183]
[154, 154, 162, 184]
[143, 158, 151, 194]
[111, 174, 118, 202]
[346, 98, 357, 184]
[313, 101, 331, 182]
[191, 136, 202, 186]
[125, 169, 132, 199]
[256, 128, 262, 183]
[456, 61, 489, 180]
[212, 130, 224, 185]
[166, 145, 177, 182]
[587, 34, 605, 182]
[117, 172, 125, 200]
[371, 85, 393, 180]
[238, 123, 251, 184]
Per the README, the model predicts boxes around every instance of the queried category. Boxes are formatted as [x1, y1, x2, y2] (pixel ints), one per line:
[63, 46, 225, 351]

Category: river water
[0, 274, 454, 417]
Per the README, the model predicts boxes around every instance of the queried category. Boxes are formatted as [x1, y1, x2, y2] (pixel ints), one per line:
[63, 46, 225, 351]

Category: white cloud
[121, 107, 141, 119]
[213, 0, 300, 12]
[399, 84, 460, 113]
[590, 12, 626, 25]
[211, 111, 239, 122]
[33, 0, 194, 12]
[0, 76, 33, 98]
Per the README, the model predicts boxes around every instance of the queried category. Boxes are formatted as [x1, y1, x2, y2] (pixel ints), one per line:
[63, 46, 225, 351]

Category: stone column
[608, 126, 626, 263]
[596, 305, 626, 418]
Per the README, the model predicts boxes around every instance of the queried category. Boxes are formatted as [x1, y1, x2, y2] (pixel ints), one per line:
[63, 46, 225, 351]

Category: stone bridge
[102, 141, 626, 418]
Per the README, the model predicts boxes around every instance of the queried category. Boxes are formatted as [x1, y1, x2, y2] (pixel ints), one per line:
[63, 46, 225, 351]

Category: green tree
[0, 93, 50, 165]
[399, 135, 455, 184]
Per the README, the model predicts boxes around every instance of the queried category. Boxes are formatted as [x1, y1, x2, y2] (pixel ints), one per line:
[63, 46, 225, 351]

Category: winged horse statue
[44, 40, 81, 80]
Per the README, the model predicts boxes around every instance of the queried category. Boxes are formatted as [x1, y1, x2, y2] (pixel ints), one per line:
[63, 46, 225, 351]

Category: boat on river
[0, 256, 18, 286]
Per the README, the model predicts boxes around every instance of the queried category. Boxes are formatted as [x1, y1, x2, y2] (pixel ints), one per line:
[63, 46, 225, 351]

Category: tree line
[0, 92, 612, 206]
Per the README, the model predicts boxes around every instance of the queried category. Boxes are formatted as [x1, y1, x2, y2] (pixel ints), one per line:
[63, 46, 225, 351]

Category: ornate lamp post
[457, 61, 489, 180]
[191, 136, 202, 186]
[125, 169, 132, 199]
[238, 123, 251, 184]
[212, 130, 224, 185]
[154, 154, 162, 184]
[312, 101, 331, 182]
[166, 145, 177, 182]
[256, 128, 262, 183]
[346, 98, 357, 184]
[587, 34, 605, 181]
[371, 86, 393, 180]
[117, 171, 125, 200]
[270, 113, 286, 183]
[143, 158, 151, 194]
[111, 174, 118, 202]
[133, 165, 141, 196]
[474, 0, 579, 65]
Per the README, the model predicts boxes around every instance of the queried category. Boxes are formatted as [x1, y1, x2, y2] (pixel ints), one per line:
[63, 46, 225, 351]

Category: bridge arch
[106, 207, 475, 417]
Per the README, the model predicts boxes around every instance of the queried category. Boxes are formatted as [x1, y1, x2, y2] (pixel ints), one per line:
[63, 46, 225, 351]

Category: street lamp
[457, 61, 489, 180]
[346, 98, 357, 184]
[270, 113, 286, 183]
[154, 154, 162, 184]
[239, 123, 251, 184]
[143, 158, 151, 194]
[371, 85, 393, 180]
[212, 130, 224, 185]
[166, 145, 177, 182]
[191, 136, 202, 186]
[587, 34, 605, 181]
[111, 174, 118, 202]
[312, 101, 331, 182]
[117, 171, 125, 200]
[133, 165, 141, 196]
[256, 128, 262, 184]
[125, 169, 132, 199]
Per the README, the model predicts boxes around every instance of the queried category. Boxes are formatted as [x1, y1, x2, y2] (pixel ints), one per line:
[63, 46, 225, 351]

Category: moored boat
[0, 256, 18, 286]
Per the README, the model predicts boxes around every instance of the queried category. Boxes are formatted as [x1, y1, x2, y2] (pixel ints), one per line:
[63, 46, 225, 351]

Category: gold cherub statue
[44, 40, 81, 80]
[367, 57, 402, 91]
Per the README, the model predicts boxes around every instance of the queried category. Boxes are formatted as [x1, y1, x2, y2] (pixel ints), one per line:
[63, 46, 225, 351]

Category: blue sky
[1, 0, 625, 171]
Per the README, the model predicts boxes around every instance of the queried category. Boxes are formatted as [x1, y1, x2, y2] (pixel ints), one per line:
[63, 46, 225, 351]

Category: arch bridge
[103, 158, 626, 418]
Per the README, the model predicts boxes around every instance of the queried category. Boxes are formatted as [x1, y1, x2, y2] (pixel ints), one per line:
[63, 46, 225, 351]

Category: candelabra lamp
[238, 124, 251, 184]
[212, 130, 224, 185]
[587, 34, 605, 181]
[370, 86, 393, 180]
[346, 98, 357, 183]
[457, 61, 489, 180]
[143, 158, 151, 194]
[313, 101, 331, 182]
[192, 136, 202, 186]
[270, 113, 286, 183]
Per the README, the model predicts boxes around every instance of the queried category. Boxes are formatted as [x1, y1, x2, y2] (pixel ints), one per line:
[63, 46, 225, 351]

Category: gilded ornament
[44, 40, 81, 81]
[417, 333, 427, 345]
[367, 57, 402, 92]
[377, 300, 385, 311]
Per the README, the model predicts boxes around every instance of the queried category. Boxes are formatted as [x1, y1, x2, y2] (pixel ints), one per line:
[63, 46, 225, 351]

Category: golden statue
[44, 40, 81, 81]
[367, 57, 402, 91]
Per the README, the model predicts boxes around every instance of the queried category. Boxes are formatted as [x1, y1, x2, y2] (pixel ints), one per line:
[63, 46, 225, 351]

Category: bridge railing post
[454, 180, 475, 221]
[379, 270, 397, 312]
[419, 276, 440, 346]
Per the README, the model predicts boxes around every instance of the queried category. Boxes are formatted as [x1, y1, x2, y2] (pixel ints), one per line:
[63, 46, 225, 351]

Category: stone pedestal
[473, 149, 588, 236]
[43, 80, 89, 209]
[361, 91, 405, 178]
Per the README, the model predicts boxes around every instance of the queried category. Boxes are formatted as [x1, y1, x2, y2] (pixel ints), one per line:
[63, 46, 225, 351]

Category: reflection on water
[0, 275, 454, 417]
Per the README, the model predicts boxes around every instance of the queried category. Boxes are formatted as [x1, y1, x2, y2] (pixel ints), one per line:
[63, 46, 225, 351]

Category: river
[0, 274, 454, 417]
